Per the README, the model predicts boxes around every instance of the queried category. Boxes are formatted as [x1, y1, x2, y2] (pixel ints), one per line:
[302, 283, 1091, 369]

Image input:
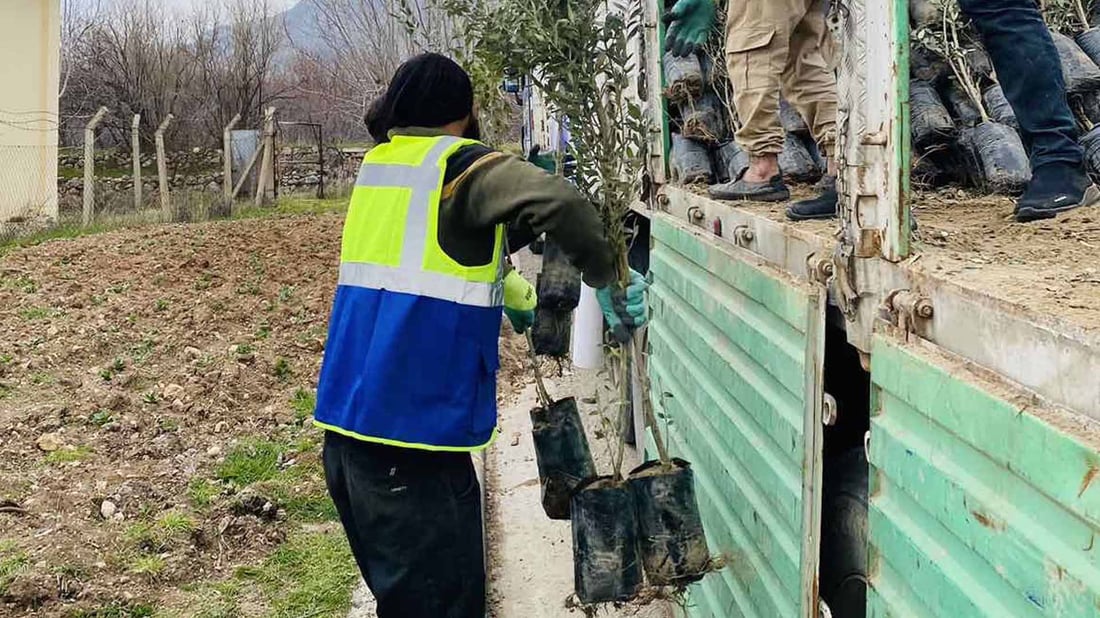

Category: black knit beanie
[365, 53, 474, 142]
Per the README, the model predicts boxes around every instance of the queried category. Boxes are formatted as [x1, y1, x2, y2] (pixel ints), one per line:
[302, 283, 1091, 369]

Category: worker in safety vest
[314, 53, 647, 618]
[664, 0, 840, 220]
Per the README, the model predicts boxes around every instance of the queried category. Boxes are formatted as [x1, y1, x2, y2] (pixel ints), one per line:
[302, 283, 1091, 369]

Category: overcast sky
[69, 0, 301, 16]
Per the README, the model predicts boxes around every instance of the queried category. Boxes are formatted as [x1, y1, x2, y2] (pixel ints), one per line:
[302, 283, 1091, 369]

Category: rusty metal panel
[648, 212, 826, 617]
[834, 0, 910, 261]
[868, 334, 1100, 617]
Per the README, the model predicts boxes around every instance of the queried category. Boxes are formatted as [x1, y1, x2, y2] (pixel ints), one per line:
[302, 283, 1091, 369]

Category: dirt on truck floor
[0, 214, 358, 617]
[734, 186, 1100, 336]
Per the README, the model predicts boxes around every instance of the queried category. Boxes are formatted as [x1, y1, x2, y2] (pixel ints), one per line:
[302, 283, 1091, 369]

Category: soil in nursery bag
[960, 121, 1032, 195]
[627, 459, 712, 586]
[530, 397, 598, 520]
[941, 79, 983, 128]
[911, 47, 948, 85]
[713, 140, 750, 184]
[911, 79, 956, 150]
[1077, 91, 1100, 125]
[982, 83, 1018, 129]
[964, 48, 994, 82]
[909, 0, 940, 28]
[780, 132, 823, 183]
[1081, 126, 1100, 183]
[663, 52, 704, 104]
[1052, 31, 1100, 95]
[780, 99, 810, 136]
[571, 477, 644, 605]
[532, 307, 572, 358]
[536, 239, 582, 311]
[670, 133, 715, 184]
[681, 93, 728, 145]
[1080, 27, 1100, 68]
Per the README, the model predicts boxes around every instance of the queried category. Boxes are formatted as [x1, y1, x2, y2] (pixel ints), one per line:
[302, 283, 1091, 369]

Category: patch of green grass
[89, 410, 114, 427]
[235, 343, 254, 356]
[157, 511, 196, 536]
[278, 285, 296, 303]
[129, 554, 166, 578]
[158, 417, 180, 433]
[4, 275, 39, 293]
[237, 529, 358, 618]
[0, 542, 29, 595]
[290, 389, 316, 425]
[72, 602, 156, 618]
[45, 446, 93, 464]
[131, 339, 157, 364]
[0, 383, 12, 400]
[254, 324, 272, 340]
[99, 358, 126, 382]
[187, 478, 222, 509]
[19, 306, 54, 320]
[216, 440, 283, 486]
[195, 272, 215, 291]
[154, 299, 169, 312]
[273, 358, 292, 382]
[162, 580, 242, 618]
[108, 283, 130, 295]
[30, 372, 53, 385]
[142, 392, 160, 405]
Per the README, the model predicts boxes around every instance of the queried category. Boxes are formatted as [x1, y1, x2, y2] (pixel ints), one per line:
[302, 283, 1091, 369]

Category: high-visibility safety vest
[314, 134, 504, 452]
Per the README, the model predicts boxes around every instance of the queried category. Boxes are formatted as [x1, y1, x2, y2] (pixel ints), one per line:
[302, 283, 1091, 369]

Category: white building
[0, 0, 61, 228]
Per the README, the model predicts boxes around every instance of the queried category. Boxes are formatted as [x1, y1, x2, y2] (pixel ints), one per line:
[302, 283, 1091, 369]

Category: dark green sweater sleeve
[454, 153, 616, 289]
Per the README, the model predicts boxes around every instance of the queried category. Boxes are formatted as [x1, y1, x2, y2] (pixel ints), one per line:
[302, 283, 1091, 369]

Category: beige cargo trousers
[726, 0, 837, 158]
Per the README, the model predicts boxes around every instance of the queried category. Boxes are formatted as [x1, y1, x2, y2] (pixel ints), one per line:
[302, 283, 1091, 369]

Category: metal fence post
[155, 114, 175, 222]
[223, 113, 242, 207]
[132, 114, 142, 211]
[82, 107, 109, 226]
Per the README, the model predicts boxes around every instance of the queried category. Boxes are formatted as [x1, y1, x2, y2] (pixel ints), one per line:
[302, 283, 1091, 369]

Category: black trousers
[322, 431, 485, 618]
[959, 0, 1085, 171]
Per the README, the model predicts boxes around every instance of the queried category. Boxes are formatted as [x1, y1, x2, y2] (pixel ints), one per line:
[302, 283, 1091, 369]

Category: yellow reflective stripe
[339, 262, 504, 307]
[313, 419, 500, 453]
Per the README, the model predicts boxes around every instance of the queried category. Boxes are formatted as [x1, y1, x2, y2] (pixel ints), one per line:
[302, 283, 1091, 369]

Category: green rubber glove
[503, 270, 537, 333]
[596, 269, 649, 344]
[663, 0, 717, 57]
[526, 145, 557, 174]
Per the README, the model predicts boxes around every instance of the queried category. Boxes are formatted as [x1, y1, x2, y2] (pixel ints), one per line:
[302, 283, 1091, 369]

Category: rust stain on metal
[1079, 463, 1100, 498]
[971, 510, 1006, 531]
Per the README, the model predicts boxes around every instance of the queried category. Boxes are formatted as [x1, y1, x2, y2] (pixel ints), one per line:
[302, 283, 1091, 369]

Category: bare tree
[286, 0, 479, 138]
[188, 0, 289, 144]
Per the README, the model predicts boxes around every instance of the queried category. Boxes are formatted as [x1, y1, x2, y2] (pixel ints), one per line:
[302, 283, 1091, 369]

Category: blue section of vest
[315, 284, 502, 449]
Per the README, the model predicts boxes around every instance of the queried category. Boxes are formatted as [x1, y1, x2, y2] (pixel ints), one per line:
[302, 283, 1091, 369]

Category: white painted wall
[0, 0, 61, 225]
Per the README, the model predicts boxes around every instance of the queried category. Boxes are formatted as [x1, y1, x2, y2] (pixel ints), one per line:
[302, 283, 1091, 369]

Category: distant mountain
[280, 0, 326, 55]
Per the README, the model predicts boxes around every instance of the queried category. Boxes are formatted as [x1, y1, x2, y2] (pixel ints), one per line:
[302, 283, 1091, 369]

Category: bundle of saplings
[1042, 0, 1100, 181]
[662, 8, 823, 191]
[911, 0, 1032, 194]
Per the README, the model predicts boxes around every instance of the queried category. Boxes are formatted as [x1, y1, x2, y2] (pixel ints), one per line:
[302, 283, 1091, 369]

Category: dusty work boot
[1015, 164, 1100, 222]
[787, 175, 839, 221]
[708, 170, 790, 202]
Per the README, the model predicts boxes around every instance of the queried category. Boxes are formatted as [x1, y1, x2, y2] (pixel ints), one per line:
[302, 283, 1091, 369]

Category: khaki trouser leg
[725, 1, 799, 157]
[780, 0, 838, 158]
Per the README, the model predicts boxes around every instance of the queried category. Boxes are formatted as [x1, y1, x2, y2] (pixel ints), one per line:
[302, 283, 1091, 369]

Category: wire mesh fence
[0, 144, 59, 242]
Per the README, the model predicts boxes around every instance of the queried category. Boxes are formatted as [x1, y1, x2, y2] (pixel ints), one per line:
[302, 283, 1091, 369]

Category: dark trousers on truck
[322, 431, 486, 618]
[959, 0, 1084, 170]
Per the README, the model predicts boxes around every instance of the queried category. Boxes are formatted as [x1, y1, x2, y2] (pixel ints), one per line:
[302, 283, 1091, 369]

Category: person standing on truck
[313, 52, 648, 618]
[958, 0, 1100, 222]
[664, 0, 841, 220]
